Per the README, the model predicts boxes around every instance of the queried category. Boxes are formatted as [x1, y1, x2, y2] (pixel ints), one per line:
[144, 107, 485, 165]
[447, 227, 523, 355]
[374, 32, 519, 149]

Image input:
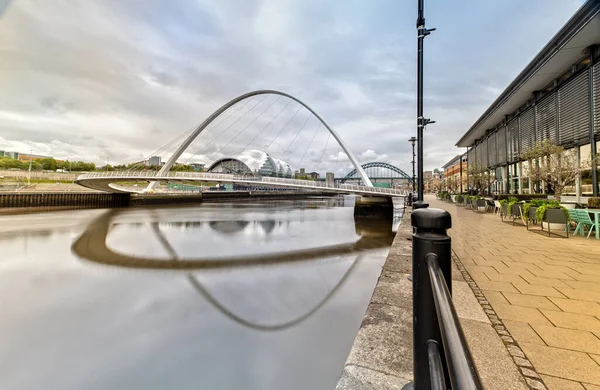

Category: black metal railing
[404, 207, 483, 390]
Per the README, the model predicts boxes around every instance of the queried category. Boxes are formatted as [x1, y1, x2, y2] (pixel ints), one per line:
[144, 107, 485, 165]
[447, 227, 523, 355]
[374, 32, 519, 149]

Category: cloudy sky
[0, 0, 585, 176]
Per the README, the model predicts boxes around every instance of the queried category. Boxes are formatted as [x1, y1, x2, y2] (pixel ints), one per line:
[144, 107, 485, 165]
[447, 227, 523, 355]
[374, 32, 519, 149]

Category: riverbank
[336, 206, 529, 390]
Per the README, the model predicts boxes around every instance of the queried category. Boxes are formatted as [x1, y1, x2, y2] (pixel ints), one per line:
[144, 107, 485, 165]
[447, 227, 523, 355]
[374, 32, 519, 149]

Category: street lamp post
[416, 0, 435, 202]
[409, 137, 417, 192]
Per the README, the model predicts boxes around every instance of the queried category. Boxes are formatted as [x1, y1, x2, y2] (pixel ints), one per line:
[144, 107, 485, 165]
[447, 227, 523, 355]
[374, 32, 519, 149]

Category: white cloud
[0, 0, 583, 173]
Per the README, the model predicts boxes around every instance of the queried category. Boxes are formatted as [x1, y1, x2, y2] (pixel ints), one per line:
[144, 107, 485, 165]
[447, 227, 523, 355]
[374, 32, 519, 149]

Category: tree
[466, 163, 494, 194]
[522, 140, 594, 200]
[39, 158, 57, 171]
[31, 161, 43, 171]
[172, 164, 194, 172]
[427, 177, 442, 193]
[69, 161, 96, 171]
[0, 156, 26, 169]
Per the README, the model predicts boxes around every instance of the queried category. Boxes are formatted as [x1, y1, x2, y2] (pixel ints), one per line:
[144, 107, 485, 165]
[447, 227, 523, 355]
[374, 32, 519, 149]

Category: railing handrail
[426, 253, 482, 390]
[75, 170, 408, 196]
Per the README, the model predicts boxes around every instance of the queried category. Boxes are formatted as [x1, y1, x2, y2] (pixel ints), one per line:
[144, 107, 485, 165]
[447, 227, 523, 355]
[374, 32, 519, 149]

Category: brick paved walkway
[428, 196, 600, 390]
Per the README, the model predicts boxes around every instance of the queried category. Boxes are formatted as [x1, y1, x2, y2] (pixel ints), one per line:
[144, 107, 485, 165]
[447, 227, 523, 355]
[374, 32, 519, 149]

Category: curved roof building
[207, 149, 293, 178]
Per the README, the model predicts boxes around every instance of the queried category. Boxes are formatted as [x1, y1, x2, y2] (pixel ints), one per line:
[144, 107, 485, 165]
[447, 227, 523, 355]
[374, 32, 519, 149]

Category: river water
[0, 196, 402, 390]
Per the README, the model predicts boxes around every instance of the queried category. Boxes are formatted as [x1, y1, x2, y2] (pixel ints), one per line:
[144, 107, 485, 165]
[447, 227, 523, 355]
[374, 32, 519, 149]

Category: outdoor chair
[574, 209, 597, 239]
[493, 200, 501, 215]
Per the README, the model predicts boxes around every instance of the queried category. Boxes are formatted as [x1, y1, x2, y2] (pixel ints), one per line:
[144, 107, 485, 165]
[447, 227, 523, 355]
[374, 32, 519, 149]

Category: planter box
[528, 206, 538, 222]
[542, 208, 569, 237]
[545, 208, 568, 224]
[526, 206, 538, 230]
[500, 204, 508, 220]
[510, 204, 522, 217]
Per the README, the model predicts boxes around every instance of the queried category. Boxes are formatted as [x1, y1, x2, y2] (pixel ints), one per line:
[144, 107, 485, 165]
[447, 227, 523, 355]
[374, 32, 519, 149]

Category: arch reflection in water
[71, 206, 396, 331]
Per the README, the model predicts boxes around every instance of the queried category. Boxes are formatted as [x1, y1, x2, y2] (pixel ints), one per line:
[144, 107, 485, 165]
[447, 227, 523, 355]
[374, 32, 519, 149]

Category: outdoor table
[587, 209, 600, 240]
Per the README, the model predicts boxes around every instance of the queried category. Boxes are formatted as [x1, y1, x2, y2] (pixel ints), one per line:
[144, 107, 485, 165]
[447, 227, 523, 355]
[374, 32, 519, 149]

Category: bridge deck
[75, 171, 407, 197]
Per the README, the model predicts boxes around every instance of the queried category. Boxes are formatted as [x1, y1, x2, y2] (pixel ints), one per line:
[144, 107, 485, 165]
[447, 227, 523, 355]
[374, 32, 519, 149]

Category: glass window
[580, 144, 593, 196]
[496, 167, 503, 179]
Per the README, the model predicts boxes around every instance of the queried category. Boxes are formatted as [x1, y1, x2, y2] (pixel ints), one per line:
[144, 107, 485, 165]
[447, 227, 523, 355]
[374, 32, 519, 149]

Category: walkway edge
[336, 211, 414, 390]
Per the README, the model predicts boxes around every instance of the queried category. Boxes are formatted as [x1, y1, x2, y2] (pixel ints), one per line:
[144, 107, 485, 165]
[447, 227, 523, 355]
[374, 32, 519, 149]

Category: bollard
[413, 201, 429, 210]
[411, 207, 452, 390]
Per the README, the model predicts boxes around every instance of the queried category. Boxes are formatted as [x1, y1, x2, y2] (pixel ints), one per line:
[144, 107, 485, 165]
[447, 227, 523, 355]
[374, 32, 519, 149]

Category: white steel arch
[155, 90, 373, 187]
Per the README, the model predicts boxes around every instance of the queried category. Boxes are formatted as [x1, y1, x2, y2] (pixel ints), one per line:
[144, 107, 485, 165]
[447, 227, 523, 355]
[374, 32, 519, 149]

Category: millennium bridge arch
[156, 90, 373, 187]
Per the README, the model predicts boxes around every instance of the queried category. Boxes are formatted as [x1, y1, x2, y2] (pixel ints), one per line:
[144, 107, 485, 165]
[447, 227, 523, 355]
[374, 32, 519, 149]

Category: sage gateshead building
[206, 149, 294, 178]
[456, 0, 600, 198]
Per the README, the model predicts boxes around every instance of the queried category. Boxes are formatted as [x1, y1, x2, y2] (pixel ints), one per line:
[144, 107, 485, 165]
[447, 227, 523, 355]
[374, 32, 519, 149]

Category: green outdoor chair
[575, 209, 597, 239]
[569, 209, 581, 235]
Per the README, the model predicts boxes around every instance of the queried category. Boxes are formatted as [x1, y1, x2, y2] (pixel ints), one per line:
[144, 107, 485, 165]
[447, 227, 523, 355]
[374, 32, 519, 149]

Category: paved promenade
[337, 205, 528, 390]
[430, 195, 600, 390]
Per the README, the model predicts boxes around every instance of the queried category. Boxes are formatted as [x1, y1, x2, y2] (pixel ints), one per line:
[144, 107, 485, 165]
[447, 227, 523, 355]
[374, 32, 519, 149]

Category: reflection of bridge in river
[71, 208, 397, 331]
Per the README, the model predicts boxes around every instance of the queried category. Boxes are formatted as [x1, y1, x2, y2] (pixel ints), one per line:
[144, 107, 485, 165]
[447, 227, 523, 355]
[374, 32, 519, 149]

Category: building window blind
[536, 92, 558, 144]
[488, 132, 497, 167]
[480, 138, 488, 168]
[559, 70, 590, 145]
[507, 119, 519, 162]
[497, 126, 507, 165]
[519, 107, 535, 153]
[593, 62, 600, 137]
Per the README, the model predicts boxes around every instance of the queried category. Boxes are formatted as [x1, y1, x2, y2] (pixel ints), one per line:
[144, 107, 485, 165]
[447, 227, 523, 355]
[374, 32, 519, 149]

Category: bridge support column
[354, 196, 394, 220]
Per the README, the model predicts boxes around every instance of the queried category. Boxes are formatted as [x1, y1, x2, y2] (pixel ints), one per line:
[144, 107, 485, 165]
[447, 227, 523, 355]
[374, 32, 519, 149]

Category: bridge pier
[353, 196, 394, 220]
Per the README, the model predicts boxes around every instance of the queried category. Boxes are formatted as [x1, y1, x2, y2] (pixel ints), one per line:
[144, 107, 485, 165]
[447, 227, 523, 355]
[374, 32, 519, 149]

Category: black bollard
[411, 207, 452, 390]
[412, 201, 429, 210]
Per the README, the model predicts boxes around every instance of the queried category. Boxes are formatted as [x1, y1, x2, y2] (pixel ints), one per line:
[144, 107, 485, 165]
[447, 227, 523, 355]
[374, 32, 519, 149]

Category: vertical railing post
[410, 207, 452, 390]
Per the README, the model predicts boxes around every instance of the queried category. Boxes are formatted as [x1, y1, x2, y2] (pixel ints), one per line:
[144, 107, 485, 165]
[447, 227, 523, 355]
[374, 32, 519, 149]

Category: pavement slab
[429, 195, 600, 389]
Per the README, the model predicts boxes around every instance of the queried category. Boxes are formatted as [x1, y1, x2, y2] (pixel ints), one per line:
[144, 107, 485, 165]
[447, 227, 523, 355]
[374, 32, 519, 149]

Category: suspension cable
[207, 95, 280, 162]
[297, 122, 322, 169]
[316, 132, 332, 172]
[232, 99, 292, 160]
[180, 97, 257, 165]
[263, 105, 303, 153]
[279, 113, 311, 163]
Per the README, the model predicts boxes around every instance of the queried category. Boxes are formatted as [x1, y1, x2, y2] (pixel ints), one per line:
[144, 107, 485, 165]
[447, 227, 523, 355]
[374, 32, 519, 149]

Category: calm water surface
[0, 196, 401, 390]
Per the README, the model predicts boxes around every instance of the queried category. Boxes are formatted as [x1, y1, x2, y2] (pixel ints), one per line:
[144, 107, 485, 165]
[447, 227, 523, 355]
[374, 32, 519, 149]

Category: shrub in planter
[506, 198, 521, 216]
[536, 204, 570, 237]
[588, 197, 600, 208]
[499, 197, 515, 219]
[522, 200, 547, 222]
[495, 194, 549, 202]
[536, 202, 570, 223]
[456, 195, 464, 204]
[510, 203, 523, 219]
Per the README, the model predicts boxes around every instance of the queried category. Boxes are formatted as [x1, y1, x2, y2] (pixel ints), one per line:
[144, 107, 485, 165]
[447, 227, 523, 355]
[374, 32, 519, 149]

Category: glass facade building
[456, 1, 600, 197]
